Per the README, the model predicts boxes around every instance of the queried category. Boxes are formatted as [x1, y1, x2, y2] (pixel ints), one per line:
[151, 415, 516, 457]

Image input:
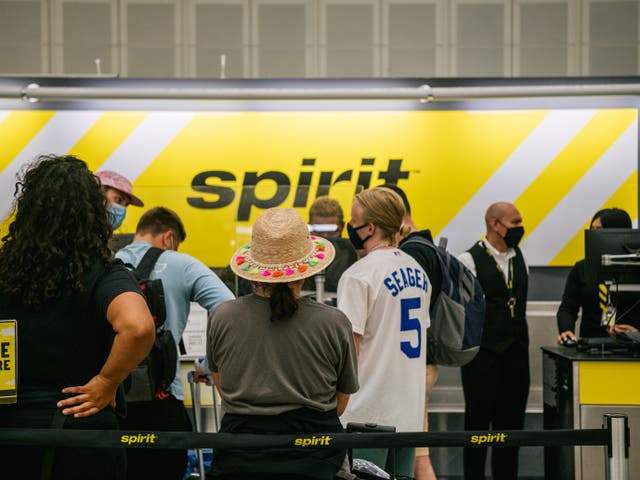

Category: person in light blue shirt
[115, 206, 234, 480]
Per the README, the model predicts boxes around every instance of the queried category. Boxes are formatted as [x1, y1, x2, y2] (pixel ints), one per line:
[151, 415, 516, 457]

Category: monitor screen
[584, 228, 640, 287]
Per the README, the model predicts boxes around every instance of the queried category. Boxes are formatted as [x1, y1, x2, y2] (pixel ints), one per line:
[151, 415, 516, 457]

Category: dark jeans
[120, 395, 193, 480]
[207, 408, 345, 480]
[461, 343, 530, 480]
[0, 402, 125, 480]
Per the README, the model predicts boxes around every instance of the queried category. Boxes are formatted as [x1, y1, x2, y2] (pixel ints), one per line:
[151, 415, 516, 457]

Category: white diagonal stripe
[0, 110, 103, 220]
[521, 121, 637, 265]
[438, 110, 598, 256]
[96, 112, 194, 182]
[0, 111, 9, 124]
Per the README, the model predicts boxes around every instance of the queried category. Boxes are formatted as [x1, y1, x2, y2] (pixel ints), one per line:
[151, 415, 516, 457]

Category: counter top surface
[541, 345, 640, 361]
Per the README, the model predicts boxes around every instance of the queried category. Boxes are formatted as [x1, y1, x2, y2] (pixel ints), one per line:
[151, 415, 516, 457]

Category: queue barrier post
[314, 271, 325, 305]
[187, 371, 206, 479]
[604, 414, 630, 480]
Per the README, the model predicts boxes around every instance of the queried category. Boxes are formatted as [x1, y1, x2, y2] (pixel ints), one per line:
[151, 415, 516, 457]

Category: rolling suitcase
[186, 369, 221, 479]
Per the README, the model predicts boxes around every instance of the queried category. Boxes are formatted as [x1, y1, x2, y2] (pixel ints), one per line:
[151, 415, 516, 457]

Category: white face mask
[107, 202, 127, 230]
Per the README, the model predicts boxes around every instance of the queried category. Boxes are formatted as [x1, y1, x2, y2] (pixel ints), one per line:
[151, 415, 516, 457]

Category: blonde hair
[354, 188, 408, 245]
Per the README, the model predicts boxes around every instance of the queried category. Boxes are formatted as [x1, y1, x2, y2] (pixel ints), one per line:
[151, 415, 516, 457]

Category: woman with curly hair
[0, 155, 155, 480]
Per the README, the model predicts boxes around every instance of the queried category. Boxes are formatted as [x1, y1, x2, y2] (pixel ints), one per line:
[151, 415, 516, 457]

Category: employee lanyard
[482, 241, 516, 318]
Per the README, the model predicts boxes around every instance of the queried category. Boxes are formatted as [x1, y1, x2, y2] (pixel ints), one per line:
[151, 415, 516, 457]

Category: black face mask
[347, 223, 371, 250]
[503, 225, 525, 248]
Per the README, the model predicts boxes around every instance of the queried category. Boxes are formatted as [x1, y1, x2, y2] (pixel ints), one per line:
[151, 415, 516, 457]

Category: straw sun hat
[230, 208, 335, 283]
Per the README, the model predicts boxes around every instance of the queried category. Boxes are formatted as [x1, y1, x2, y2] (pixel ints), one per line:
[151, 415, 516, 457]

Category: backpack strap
[400, 234, 436, 253]
[401, 235, 455, 296]
[135, 246, 165, 278]
[400, 234, 438, 252]
[133, 246, 188, 357]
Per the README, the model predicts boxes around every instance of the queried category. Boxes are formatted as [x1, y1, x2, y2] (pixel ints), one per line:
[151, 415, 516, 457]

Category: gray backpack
[401, 236, 486, 366]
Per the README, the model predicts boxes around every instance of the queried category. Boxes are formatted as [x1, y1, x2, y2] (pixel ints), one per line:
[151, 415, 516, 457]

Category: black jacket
[398, 229, 442, 312]
[557, 259, 608, 338]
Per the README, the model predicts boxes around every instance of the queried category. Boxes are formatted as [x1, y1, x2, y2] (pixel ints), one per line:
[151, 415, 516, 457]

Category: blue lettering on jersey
[399, 268, 409, 289]
[384, 277, 398, 296]
[383, 267, 429, 297]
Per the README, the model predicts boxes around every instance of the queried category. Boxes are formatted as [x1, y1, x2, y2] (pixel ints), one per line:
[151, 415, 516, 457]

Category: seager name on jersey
[383, 267, 429, 297]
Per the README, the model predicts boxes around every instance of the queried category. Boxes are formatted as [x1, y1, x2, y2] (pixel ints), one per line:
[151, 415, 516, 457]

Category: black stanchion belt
[0, 428, 608, 450]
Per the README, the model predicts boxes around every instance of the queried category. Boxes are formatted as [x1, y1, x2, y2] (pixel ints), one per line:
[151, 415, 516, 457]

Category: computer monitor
[584, 228, 640, 287]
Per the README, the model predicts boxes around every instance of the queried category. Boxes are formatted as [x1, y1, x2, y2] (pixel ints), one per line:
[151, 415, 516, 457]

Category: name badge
[0, 319, 17, 404]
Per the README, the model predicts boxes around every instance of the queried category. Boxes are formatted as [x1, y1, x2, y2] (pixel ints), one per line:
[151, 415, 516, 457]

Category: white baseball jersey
[337, 248, 431, 432]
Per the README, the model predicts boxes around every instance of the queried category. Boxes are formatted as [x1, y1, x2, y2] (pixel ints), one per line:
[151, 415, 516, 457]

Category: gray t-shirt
[207, 294, 359, 415]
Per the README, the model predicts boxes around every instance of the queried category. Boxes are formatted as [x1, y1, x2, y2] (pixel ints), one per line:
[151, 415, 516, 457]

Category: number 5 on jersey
[400, 297, 422, 359]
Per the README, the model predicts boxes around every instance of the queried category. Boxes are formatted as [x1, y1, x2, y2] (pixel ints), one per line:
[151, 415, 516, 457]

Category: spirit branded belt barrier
[0, 427, 611, 450]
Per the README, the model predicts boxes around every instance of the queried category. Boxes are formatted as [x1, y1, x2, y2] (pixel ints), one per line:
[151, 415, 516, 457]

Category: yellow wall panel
[580, 361, 640, 405]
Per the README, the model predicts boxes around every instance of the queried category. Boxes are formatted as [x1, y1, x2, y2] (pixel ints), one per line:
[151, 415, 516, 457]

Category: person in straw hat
[206, 208, 359, 480]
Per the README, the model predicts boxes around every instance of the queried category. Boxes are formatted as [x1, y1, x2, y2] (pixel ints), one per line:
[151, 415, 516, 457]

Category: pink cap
[96, 170, 144, 207]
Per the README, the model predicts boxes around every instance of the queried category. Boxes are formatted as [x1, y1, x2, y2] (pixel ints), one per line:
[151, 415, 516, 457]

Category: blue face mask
[107, 202, 127, 230]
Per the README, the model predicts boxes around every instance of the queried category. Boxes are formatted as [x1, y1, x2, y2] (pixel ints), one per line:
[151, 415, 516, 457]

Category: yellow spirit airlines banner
[0, 109, 636, 267]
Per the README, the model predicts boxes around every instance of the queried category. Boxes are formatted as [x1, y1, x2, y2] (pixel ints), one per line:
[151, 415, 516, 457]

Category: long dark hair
[0, 155, 112, 308]
[252, 282, 300, 321]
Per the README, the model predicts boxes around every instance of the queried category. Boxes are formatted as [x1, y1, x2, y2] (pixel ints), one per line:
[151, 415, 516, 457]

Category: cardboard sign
[0, 319, 16, 404]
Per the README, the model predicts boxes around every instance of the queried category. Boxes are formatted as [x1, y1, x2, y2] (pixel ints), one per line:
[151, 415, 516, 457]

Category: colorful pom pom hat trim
[229, 208, 336, 283]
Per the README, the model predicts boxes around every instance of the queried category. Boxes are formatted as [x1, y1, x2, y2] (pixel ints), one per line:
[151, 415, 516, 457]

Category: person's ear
[162, 230, 173, 250]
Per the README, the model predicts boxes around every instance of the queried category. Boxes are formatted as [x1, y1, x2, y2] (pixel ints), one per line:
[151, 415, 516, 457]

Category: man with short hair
[307, 196, 357, 296]
[115, 206, 234, 480]
[308, 195, 346, 239]
[458, 202, 529, 480]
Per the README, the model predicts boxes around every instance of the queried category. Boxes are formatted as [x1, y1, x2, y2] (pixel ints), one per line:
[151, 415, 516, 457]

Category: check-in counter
[542, 346, 640, 480]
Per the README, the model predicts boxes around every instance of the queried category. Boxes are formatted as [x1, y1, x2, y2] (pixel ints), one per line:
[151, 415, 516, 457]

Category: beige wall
[1, 0, 639, 78]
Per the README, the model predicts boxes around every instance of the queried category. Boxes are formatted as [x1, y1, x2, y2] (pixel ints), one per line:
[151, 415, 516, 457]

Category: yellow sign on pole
[0, 319, 17, 404]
